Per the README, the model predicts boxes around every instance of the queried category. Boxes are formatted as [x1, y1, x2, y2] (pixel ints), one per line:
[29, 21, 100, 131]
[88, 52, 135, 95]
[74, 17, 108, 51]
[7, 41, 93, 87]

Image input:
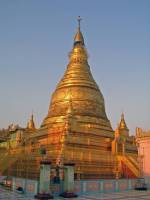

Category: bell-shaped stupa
[41, 17, 113, 135]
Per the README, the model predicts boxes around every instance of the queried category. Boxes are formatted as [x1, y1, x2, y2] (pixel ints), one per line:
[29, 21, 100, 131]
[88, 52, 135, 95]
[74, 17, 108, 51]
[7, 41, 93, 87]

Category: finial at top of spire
[121, 112, 124, 119]
[77, 16, 82, 30]
[74, 16, 84, 46]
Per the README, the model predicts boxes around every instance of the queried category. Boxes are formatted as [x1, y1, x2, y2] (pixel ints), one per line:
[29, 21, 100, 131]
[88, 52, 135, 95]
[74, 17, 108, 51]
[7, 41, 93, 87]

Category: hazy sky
[0, 0, 149, 134]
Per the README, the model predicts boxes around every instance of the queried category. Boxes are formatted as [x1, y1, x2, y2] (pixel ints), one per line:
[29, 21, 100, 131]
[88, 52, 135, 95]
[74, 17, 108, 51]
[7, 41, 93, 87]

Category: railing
[127, 156, 139, 171]
[117, 155, 140, 178]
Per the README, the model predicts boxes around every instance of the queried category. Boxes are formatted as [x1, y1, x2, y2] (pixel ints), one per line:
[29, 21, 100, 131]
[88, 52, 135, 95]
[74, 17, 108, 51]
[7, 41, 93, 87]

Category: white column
[39, 160, 51, 194]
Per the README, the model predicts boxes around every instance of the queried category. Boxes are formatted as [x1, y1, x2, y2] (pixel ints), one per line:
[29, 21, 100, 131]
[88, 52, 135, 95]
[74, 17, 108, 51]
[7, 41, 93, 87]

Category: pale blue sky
[0, 0, 149, 134]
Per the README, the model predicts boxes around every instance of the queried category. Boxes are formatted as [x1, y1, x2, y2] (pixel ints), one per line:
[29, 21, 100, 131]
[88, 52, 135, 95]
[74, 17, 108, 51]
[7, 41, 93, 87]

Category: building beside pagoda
[136, 128, 150, 177]
[0, 19, 140, 180]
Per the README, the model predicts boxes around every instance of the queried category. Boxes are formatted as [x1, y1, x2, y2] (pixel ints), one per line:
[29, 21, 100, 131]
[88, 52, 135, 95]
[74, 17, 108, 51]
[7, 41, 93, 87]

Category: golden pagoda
[0, 18, 140, 180]
[38, 17, 116, 179]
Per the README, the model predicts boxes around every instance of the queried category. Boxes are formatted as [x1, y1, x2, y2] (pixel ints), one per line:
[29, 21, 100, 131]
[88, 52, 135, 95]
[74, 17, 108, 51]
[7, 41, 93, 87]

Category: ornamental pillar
[60, 163, 77, 198]
[35, 160, 53, 199]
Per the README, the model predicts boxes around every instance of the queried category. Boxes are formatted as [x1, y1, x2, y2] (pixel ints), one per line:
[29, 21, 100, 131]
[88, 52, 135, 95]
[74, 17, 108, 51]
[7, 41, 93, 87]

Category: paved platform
[78, 190, 150, 200]
[1, 186, 150, 200]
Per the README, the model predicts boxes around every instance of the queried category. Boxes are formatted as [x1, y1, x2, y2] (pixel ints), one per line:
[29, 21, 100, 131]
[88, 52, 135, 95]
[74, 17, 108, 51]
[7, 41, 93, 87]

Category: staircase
[127, 155, 139, 170]
[117, 155, 140, 178]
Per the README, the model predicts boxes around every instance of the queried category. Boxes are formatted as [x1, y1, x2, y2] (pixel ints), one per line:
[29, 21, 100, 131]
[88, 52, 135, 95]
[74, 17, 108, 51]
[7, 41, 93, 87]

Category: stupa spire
[27, 113, 36, 130]
[119, 113, 128, 130]
[78, 16, 81, 30]
[74, 16, 84, 46]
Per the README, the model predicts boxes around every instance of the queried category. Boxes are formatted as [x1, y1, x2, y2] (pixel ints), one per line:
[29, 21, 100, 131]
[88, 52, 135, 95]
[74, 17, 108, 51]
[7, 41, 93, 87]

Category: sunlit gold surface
[118, 113, 129, 137]
[119, 113, 128, 130]
[41, 27, 112, 132]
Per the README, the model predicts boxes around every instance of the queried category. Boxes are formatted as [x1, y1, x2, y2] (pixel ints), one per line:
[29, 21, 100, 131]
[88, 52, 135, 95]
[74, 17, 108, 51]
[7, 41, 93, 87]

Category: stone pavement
[1, 187, 150, 200]
[78, 190, 150, 200]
